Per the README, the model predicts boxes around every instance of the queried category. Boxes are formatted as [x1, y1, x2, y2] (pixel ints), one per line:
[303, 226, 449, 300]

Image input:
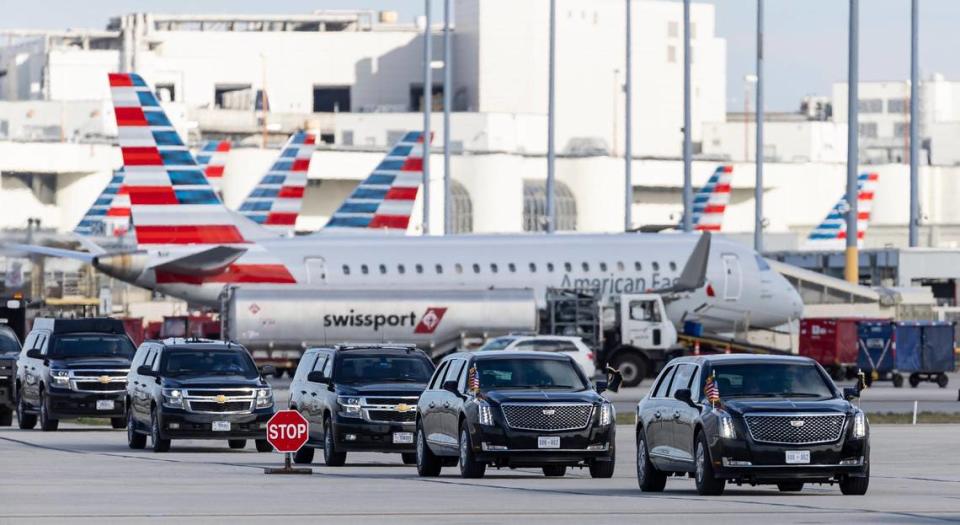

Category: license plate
[96, 400, 114, 411]
[212, 421, 231, 432]
[785, 450, 810, 464]
[393, 432, 413, 444]
[538, 436, 561, 449]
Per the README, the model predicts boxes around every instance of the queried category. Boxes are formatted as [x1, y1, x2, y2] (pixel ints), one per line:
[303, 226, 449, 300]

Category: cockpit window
[755, 255, 771, 271]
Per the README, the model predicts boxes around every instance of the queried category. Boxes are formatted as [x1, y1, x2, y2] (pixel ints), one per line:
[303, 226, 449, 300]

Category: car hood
[336, 382, 427, 397]
[162, 375, 266, 389]
[721, 397, 852, 417]
[483, 389, 601, 405]
[51, 357, 132, 369]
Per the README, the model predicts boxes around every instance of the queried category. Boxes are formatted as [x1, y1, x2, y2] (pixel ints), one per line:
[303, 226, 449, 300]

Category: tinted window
[668, 364, 696, 397]
[711, 362, 834, 400]
[476, 357, 586, 390]
[160, 349, 259, 378]
[478, 337, 516, 351]
[652, 366, 676, 398]
[335, 354, 434, 385]
[445, 359, 465, 384]
[429, 361, 450, 389]
[48, 335, 136, 360]
[0, 328, 20, 354]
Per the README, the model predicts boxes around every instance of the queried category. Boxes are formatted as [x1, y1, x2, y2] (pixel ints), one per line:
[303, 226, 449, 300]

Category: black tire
[322, 417, 346, 466]
[127, 410, 146, 449]
[590, 457, 616, 478]
[937, 374, 949, 388]
[38, 390, 58, 432]
[611, 352, 647, 388]
[839, 464, 869, 495]
[458, 427, 486, 479]
[151, 408, 171, 453]
[542, 465, 566, 477]
[0, 407, 12, 427]
[111, 417, 126, 429]
[909, 373, 921, 388]
[401, 452, 417, 465]
[293, 445, 315, 464]
[16, 390, 37, 430]
[892, 373, 904, 388]
[228, 439, 247, 450]
[777, 481, 804, 492]
[416, 425, 442, 477]
[694, 431, 725, 496]
[255, 440, 273, 453]
[636, 427, 666, 492]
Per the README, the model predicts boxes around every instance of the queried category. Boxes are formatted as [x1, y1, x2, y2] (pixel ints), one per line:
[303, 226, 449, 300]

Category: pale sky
[1, 0, 957, 111]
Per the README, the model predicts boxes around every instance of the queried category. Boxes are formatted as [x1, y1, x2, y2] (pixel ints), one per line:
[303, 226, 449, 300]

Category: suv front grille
[187, 401, 253, 413]
[744, 414, 846, 445]
[183, 388, 255, 414]
[74, 382, 126, 392]
[67, 369, 128, 393]
[361, 396, 418, 423]
[501, 403, 594, 432]
[366, 410, 417, 423]
[73, 370, 126, 377]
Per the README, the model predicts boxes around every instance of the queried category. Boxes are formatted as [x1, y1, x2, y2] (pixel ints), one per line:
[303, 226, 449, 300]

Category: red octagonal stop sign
[266, 410, 309, 453]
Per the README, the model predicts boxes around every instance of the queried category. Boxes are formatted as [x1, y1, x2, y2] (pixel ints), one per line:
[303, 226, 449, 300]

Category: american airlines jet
[689, 165, 733, 232]
[805, 172, 878, 250]
[13, 73, 802, 334]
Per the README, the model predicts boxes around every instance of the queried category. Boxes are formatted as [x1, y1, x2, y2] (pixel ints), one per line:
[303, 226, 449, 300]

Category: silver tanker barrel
[220, 285, 539, 368]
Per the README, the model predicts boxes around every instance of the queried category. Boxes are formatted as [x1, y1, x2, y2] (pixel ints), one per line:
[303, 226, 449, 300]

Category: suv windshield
[160, 349, 259, 378]
[477, 357, 587, 390]
[49, 335, 135, 360]
[0, 328, 20, 354]
[479, 337, 516, 351]
[336, 354, 434, 385]
[711, 363, 834, 400]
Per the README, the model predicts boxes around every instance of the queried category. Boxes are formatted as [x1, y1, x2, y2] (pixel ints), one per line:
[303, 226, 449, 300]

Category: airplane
[690, 165, 733, 232]
[73, 169, 130, 238]
[805, 172, 878, 250]
[9, 73, 802, 335]
[237, 131, 316, 234]
[194, 140, 231, 194]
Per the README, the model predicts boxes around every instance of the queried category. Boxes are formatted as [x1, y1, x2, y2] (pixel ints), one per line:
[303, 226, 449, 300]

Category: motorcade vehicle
[0, 325, 21, 426]
[635, 354, 869, 496]
[288, 344, 436, 466]
[16, 318, 135, 431]
[415, 350, 620, 479]
[125, 338, 275, 452]
[477, 335, 597, 378]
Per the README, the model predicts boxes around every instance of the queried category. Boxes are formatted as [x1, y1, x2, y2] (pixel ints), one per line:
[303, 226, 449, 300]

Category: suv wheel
[416, 425, 441, 477]
[228, 439, 247, 450]
[16, 390, 37, 429]
[322, 416, 347, 466]
[255, 440, 273, 453]
[110, 417, 126, 429]
[293, 445, 315, 464]
[839, 463, 869, 495]
[127, 410, 146, 449]
[151, 408, 171, 453]
[777, 481, 804, 492]
[458, 427, 486, 479]
[38, 390, 59, 432]
[401, 452, 417, 465]
[636, 428, 666, 491]
[0, 407, 11, 427]
[694, 431, 725, 495]
[542, 465, 566, 477]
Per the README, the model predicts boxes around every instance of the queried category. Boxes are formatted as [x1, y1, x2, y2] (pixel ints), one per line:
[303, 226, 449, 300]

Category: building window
[887, 98, 909, 114]
[668, 21, 679, 38]
[522, 180, 577, 232]
[667, 45, 677, 63]
[858, 99, 883, 114]
[313, 86, 351, 112]
[155, 83, 176, 102]
[214, 84, 252, 109]
[450, 181, 473, 234]
[894, 122, 908, 138]
[361, 264, 369, 275]
[342, 264, 350, 275]
[859, 122, 878, 139]
[410, 84, 443, 112]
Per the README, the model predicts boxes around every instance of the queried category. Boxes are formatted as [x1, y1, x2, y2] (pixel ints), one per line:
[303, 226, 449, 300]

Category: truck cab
[619, 294, 677, 351]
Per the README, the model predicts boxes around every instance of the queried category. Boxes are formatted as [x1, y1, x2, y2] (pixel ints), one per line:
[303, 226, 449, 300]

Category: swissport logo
[414, 307, 447, 334]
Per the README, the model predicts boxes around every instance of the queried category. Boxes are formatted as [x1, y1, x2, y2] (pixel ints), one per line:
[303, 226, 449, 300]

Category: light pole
[443, 0, 453, 235]
[546, 0, 557, 233]
[845, 0, 860, 284]
[909, 0, 919, 247]
[681, 0, 693, 232]
[624, 0, 634, 231]
[422, 0, 432, 235]
[744, 75, 757, 161]
[754, 0, 765, 253]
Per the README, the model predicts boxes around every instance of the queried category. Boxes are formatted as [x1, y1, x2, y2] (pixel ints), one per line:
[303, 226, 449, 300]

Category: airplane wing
[149, 245, 248, 276]
[5, 243, 97, 263]
[651, 232, 711, 296]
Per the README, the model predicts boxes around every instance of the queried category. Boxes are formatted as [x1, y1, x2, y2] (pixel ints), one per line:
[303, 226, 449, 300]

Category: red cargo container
[119, 317, 145, 347]
[799, 318, 864, 380]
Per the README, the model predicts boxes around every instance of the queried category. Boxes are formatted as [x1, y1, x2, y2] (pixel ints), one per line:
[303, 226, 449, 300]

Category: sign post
[263, 410, 312, 475]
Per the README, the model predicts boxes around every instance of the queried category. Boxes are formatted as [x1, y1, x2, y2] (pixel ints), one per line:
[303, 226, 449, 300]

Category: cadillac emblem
[542, 409, 556, 416]
[790, 420, 805, 428]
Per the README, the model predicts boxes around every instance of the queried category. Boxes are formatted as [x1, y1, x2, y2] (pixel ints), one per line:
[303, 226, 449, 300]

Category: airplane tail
[238, 131, 316, 233]
[195, 140, 231, 194]
[689, 165, 733, 232]
[74, 169, 130, 238]
[806, 172, 878, 249]
[108, 72, 268, 247]
[324, 131, 431, 232]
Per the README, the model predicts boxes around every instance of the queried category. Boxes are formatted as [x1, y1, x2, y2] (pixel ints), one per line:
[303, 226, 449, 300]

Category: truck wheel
[839, 464, 869, 495]
[0, 407, 12, 427]
[416, 425, 442, 477]
[636, 428, 666, 492]
[401, 452, 417, 465]
[612, 352, 647, 388]
[38, 391, 59, 432]
[127, 410, 146, 449]
[228, 439, 247, 450]
[892, 374, 904, 388]
[909, 373, 921, 388]
[16, 391, 36, 430]
[694, 431, 725, 496]
[542, 465, 566, 477]
[937, 374, 949, 388]
[255, 440, 273, 453]
[293, 445, 314, 463]
[322, 416, 347, 466]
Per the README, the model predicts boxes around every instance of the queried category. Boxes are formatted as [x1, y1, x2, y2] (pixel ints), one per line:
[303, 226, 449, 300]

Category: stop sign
[266, 410, 309, 453]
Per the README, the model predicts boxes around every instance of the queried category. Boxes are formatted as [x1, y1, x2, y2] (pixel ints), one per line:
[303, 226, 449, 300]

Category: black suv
[636, 354, 869, 496]
[125, 339, 276, 452]
[287, 344, 435, 466]
[0, 325, 21, 426]
[415, 351, 619, 479]
[16, 318, 135, 431]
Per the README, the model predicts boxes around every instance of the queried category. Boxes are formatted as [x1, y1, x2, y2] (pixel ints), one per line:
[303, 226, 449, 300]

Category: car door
[289, 350, 316, 412]
[439, 358, 467, 449]
[642, 365, 676, 465]
[664, 363, 697, 467]
[143, 347, 163, 420]
[127, 345, 149, 422]
[17, 332, 38, 405]
[313, 352, 335, 441]
[420, 360, 449, 450]
[671, 364, 701, 465]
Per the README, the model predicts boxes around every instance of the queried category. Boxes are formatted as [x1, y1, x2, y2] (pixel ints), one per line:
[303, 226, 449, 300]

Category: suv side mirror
[260, 365, 277, 378]
[137, 365, 156, 377]
[442, 380, 459, 394]
[843, 387, 860, 401]
[605, 367, 623, 393]
[595, 380, 608, 394]
[674, 388, 696, 407]
[26, 349, 42, 360]
[307, 371, 328, 384]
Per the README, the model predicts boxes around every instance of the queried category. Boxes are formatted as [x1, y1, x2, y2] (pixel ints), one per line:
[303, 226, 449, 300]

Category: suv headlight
[256, 388, 273, 408]
[337, 396, 362, 418]
[599, 402, 613, 426]
[718, 413, 736, 440]
[852, 411, 867, 439]
[51, 369, 70, 388]
[162, 388, 184, 409]
[477, 400, 495, 426]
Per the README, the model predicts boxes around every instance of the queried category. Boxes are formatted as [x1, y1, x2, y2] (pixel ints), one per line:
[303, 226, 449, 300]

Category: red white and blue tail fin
[194, 140, 231, 194]
[806, 172, 878, 249]
[74, 169, 131, 238]
[238, 131, 316, 233]
[108, 73, 266, 246]
[324, 131, 430, 232]
[689, 165, 733, 232]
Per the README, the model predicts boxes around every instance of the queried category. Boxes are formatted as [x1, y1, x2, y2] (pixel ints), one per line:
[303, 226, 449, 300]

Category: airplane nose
[777, 274, 804, 322]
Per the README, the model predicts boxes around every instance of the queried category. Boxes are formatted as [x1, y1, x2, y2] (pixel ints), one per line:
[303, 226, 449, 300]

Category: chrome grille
[744, 413, 846, 445]
[67, 369, 128, 393]
[501, 403, 593, 432]
[367, 410, 416, 423]
[183, 388, 255, 414]
[361, 396, 418, 424]
[73, 382, 125, 392]
[73, 370, 126, 377]
[187, 401, 253, 413]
